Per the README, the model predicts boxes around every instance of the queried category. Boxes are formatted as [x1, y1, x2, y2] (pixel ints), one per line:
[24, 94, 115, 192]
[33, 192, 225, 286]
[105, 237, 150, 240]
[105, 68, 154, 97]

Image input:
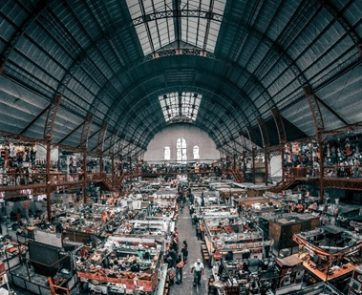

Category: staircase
[102, 173, 126, 191]
[270, 177, 299, 193]
[224, 168, 244, 183]
[231, 168, 244, 183]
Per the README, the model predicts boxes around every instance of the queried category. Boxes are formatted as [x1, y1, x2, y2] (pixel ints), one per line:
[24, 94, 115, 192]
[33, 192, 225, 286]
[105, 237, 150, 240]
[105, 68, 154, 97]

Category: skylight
[126, 0, 226, 55]
[159, 92, 202, 122]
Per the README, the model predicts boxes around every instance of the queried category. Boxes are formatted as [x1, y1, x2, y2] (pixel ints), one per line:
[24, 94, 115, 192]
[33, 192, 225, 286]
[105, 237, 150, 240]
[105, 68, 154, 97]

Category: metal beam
[304, 85, 325, 138]
[271, 108, 287, 143]
[172, 0, 182, 48]
[80, 114, 93, 148]
[0, 0, 47, 73]
[19, 104, 50, 135]
[139, 0, 155, 53]
[43, 94, 61, 141]
[257, 117, 270, 148]
[252, 147, 256, 184]
[304, 85, 325, 202]
[233, 138, 251, 153]
[96, 124, 108, 156]
[315, 95, 349, 126]
[225, 143, 243, 156]
[110, 82, 254, 148]
[51, 8, 307, 127]
[0, 130, 46, 144]
[320, 0, 362, 55]
[201, 0, 214, 52]
[57, 122, 84, 145]
[45, 140, 51, 221]
[110, 73, 257, 138]
[280, 55, 361, 114]
[96, 124, 107, 173]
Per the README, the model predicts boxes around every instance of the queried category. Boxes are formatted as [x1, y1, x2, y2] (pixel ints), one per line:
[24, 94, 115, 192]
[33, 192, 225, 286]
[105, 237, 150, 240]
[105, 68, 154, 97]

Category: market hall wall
[143, 124, 220, 163]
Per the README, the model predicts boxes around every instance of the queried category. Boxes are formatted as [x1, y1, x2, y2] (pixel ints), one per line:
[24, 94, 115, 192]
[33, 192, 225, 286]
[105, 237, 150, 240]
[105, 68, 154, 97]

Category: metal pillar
[252, 148, 256, 184]
[281, 146, 285, 182]
[319, 140, 325, 202]
[264, 149, 269, 186]
[99, 151, 103, 173]
[44, 95, 61, 140]
[44, 94, 61, 221]
[96, 124, 107, 174]
[304, 85, 325, 202]
[111, 153, 115, 187]
[242, 150, 247, 177]
[82, 149, 87, 203]
[46, 140, 51, 221]
[80, 114, 93, 147]
[272, 108, 287, 144]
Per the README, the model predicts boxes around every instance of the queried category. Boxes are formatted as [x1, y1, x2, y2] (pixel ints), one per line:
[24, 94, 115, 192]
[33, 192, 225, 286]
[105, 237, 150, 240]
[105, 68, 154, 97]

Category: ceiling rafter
[111, 79, 255, 138]
[0, 0, 360, 155]
[113, 84, 250, 149]
[320, 0, 361, 54]
[108, 66, 258, 129]
[0, 4, 316, 146]
[0, 0, 47, 72]
[21, 7, 320, 124]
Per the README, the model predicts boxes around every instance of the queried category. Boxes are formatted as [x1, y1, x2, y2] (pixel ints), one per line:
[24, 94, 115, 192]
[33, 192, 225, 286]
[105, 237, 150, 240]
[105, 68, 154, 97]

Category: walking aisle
[171, 208, 209, 295]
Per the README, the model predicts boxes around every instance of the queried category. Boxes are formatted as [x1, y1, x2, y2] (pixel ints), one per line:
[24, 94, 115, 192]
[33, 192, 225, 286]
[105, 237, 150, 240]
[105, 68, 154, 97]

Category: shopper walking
[189, 192, 194, 205]
[175, 255, 184, 284]
[181, 240, 188, 263]
[191, 258, 204, 287]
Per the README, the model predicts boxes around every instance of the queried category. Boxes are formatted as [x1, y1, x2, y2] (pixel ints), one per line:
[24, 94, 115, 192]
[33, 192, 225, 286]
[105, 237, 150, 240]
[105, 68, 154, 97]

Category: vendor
[225, 250, 234, 262]
[201, 192, 205, 207]
[130, 260, 140, 272]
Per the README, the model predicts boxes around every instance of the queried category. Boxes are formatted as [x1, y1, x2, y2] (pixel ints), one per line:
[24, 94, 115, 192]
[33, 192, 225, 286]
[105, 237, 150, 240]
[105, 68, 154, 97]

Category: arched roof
[0, 0, 361, 157]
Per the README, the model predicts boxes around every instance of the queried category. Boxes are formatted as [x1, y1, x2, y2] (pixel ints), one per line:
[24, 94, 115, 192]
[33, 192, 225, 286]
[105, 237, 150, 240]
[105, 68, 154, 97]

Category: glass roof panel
[159, 91, 202, 122]
[126, 0, 225, 55]
[143, 0, 153, 14]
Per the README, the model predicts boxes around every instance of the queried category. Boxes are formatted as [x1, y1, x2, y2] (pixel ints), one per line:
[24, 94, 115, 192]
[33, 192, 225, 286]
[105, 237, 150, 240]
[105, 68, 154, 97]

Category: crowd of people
[164, 185, 206, 288]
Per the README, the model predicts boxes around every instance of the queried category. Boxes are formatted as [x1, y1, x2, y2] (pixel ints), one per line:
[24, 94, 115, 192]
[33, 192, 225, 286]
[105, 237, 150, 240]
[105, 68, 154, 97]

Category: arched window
[193, 145, 200, 160]
[164, 146, 171, 161]
[176, 138, 187, 163]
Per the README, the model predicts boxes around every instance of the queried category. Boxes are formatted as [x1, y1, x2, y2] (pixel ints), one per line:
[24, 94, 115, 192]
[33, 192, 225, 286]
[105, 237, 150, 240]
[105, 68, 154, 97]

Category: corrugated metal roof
[0, 0, 360, 156]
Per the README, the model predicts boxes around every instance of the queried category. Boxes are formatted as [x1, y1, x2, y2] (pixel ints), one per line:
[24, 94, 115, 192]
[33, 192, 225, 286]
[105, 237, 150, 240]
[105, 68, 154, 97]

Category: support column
[304, 85, 325, 202]
[272, 108, 287, 144]
[252, 147, 256, 184]
[96, 124, 107, 175]
[80, 114, 92, 204]
[99, 151, 103, 174]
[111, 153, 115, 187]
[43, 94, 61, 222]
[45, 140, 51, 221]
[319, 141, 325, 202]
[281, 146, 285, 182]
[242, 150, 247, 177]
[82, 149, 87, 203]
[264, 149, 269, 186]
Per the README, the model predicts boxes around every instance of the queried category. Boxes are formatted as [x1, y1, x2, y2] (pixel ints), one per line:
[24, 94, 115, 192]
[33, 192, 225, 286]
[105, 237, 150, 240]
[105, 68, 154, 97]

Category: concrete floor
[170, 207, 210, 295]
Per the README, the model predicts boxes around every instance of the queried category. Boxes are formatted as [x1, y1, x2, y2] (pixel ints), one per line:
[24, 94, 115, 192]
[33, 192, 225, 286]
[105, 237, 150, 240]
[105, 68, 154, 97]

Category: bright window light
[159, 92, 202, 122]
[126, 0, 226, 55]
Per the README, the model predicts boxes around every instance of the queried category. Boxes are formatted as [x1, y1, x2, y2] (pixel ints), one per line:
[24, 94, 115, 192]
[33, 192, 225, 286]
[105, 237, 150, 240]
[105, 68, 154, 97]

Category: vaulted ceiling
[0, 0, 361, 157]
